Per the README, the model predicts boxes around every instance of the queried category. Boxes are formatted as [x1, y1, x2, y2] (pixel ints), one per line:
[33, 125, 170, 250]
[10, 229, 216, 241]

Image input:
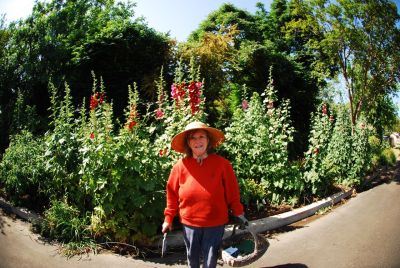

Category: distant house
[389, 133, 400, 148]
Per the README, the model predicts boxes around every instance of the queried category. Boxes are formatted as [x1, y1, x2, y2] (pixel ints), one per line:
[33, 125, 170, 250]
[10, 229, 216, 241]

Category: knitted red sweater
[164, 154, 244, 227]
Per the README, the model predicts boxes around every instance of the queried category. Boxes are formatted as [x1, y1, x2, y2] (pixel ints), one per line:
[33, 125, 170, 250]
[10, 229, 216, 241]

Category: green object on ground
[235, 239, 254, 255]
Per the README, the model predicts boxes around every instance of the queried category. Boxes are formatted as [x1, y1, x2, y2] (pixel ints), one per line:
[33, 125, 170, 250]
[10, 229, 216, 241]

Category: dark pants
[182, 224, 225, 268]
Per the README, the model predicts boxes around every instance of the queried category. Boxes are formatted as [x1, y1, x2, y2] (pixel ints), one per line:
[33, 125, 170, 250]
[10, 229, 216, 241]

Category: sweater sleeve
[164, 162, 180, 224]
[223, 160, 244, 217]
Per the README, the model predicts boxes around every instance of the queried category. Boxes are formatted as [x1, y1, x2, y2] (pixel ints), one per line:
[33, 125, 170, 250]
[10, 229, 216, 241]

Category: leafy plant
[38, 200, 92, 243]
[380, 148, 397, 166]
[348, 118, 373, 186]
[302, 103, 335, 196]
[0, 130, 49, 209]
[222, 69, 302, 205]
[43, 81, 83, 205]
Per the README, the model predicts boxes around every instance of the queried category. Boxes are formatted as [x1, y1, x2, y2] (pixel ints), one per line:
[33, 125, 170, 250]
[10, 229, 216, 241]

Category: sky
[0, 0, 272, 42]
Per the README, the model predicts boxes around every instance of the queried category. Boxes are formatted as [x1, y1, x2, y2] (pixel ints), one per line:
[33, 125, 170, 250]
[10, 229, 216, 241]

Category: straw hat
[171, 121, 225, 153]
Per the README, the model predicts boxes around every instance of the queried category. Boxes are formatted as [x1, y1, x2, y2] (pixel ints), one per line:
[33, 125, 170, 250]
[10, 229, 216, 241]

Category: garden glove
[236, 214, 249, 230]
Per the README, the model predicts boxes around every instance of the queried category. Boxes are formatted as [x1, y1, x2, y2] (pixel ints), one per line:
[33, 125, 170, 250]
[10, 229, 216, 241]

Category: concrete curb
[0, 197, 41, 222]
[165, 188, 354, 247]
[0, 189, 354, 248]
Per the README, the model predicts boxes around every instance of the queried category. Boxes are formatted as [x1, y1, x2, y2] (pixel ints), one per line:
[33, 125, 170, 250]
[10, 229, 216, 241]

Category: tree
[179, 24, 241, 126]
[0, 15, 14, 152]
[287, 0, 400, 132]
[181, 4, 259, 127]
[181, 2, 321, 156]
[0, 0, 173, 151]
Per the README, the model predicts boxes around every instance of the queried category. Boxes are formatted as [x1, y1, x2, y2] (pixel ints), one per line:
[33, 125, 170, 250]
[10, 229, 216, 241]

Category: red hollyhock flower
[159, 148, 168, 157]
[90, 92, 106, 110]
[90, 96, 98, 110]
[322, 104, 327, 115]
[155, 108, 165, 119]
[127, 120, 137, 130]
[188, 81, 202, 114]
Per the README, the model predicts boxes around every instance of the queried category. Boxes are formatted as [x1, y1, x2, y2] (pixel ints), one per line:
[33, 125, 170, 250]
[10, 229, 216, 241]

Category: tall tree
[287, 0, 400, 132]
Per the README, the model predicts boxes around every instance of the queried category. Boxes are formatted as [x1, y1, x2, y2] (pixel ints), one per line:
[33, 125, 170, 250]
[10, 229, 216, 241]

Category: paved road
[1, 175, 400, 268]
[247, 176, 400, 268]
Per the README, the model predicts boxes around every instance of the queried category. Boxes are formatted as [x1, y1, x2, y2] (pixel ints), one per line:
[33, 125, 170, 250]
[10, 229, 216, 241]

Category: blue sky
[0, 0, 272, 42]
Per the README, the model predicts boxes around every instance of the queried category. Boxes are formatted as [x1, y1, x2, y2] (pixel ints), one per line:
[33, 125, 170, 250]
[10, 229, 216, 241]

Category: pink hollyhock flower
[242, 99, 249, 110]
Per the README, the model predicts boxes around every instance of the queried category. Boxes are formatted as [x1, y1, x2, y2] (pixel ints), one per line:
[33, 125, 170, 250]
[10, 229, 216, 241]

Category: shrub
[222, 69, 302, 205]
[80, 83, 166, 243]
[302, 103, 334, 196]
[321, 108, 351, 187]
[348, 119, 373, 186]
[0, 130, 49, 209]
[380, 148, 397, 166]
[38, 200, 91, 243]
[43, 81, 84, 205]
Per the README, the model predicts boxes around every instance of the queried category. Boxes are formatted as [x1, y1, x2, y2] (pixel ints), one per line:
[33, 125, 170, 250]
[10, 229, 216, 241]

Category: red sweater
[164, 154, 244, 227]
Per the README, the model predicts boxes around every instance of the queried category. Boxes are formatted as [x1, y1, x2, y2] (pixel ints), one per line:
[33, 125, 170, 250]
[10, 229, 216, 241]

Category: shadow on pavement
[0, 208, 14, 235]
[0, 212, 5, 234]
[393, 162, 400, 184]
[359, 161, 400, 191]
[141, 244, 187, 266]
[261, 264, 308, 268]
[264, 225, 306, 238]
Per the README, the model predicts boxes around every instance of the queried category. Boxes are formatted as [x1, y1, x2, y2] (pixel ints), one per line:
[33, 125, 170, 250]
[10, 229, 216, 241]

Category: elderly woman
[162, 121, 248, 268]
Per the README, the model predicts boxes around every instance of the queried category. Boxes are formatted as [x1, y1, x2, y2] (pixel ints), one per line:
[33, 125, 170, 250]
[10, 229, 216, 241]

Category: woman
[162, 121, 248, 268]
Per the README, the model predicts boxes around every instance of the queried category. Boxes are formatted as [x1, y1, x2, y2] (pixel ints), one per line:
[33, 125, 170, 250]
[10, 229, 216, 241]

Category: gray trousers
[182, 224, 225, 268]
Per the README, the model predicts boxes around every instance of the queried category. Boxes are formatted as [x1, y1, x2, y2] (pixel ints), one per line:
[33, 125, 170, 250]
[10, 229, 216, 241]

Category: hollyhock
[171, 82, 186, 106]
[242, 99, 249, 110]
[159, 148, 167, 157]
[155, 108, 165, 120]
[322, 103, 327, 115]
[188, 81, 202, 114]
[90, 92, 105, 110]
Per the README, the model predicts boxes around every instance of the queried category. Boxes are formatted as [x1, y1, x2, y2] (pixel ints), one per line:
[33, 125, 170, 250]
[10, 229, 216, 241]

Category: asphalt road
[1, 174, 400, 268]
[247, 176, 400, 268]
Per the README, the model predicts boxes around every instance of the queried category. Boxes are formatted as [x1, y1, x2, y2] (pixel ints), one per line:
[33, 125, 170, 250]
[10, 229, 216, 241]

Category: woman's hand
[236, 214, 249, 230]
[162, 221, 172, 233]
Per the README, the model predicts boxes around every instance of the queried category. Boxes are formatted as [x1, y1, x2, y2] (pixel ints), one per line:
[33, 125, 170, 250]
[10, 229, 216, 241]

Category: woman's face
[188, 129, 209, 157]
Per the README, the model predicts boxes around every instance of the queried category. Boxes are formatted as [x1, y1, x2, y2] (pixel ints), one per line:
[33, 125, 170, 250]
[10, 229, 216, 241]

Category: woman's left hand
[236, 214, 249, 229]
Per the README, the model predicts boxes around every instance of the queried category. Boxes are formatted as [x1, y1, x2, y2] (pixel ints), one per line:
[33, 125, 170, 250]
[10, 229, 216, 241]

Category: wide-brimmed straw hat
[171, 121, 225, 153]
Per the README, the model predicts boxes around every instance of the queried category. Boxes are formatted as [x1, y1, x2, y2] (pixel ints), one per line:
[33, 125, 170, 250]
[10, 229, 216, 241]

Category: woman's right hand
[162, 221, 172, 233]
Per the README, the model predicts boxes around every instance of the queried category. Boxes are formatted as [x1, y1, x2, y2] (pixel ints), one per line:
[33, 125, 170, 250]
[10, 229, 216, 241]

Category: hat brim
[171, 127, 225, 153]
